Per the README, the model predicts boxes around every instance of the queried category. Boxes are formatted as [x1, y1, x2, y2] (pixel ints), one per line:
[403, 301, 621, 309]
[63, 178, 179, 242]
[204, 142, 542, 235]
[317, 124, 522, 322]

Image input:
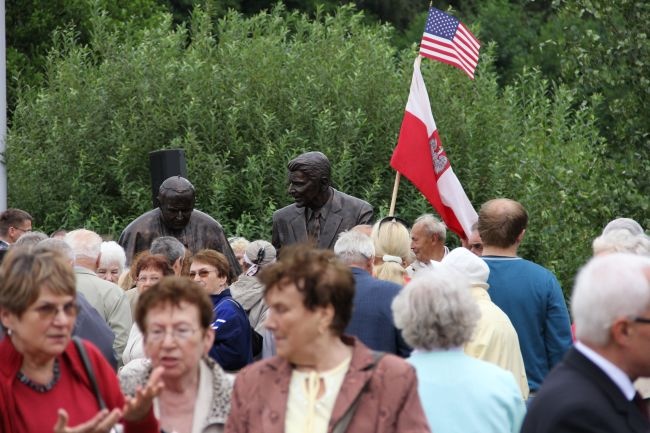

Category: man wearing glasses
[0, 208, 33, 260]
[521, 253, 650, 432]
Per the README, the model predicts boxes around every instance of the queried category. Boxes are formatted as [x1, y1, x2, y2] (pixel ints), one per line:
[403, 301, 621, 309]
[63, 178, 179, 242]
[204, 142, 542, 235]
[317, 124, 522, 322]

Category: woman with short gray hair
[392, 266, 526, 433]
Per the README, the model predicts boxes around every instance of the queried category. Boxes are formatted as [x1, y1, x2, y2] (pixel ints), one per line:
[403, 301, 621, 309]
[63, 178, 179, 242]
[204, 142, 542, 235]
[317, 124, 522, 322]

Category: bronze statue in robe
[119, 176, 240, 280]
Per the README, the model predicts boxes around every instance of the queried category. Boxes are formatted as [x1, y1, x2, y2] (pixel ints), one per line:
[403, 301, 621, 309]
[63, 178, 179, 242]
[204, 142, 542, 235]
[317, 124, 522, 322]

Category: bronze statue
[118, 176, 240, 280]
[272, 151, 373, 250]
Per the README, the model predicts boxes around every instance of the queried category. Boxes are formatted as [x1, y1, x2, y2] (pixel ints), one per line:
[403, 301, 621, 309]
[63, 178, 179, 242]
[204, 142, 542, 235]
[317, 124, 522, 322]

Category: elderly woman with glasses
[0, 248, 162, 433]
[97, 241, 127, 284]
[123, 253, 174, 365]
[190, 249, 252, 371]
[392, 266, 526, 433]
[119, 276, 234, 433]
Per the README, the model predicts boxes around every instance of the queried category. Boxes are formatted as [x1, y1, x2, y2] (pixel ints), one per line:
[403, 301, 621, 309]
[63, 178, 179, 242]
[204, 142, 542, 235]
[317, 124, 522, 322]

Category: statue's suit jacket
[272, 188, 373, 250]
[521, 347, 650, 433]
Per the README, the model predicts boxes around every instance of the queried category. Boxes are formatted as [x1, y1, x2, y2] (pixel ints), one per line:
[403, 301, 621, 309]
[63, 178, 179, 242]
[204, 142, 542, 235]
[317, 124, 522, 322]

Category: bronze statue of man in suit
[272, 151, 373, 251]
[118, 176, 240, 280]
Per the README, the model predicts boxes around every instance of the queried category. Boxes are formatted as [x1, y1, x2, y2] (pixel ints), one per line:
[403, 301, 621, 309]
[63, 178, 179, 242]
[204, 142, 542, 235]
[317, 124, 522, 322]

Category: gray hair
[334, 230, 375, 266]
[34, 238, 75, 262]
[228, 236, 250, 256]
[592, 230, 650, 257]
[572, 253, 650, 346]
[13, 231, 48, 249]
[602, 217, 644, 236]
[65, 229, 102, 260]
[392, 267, 479, 350]
[99, 241, 127, 271]
[150, 236, 185, 264]
[414, 214, 447, 242]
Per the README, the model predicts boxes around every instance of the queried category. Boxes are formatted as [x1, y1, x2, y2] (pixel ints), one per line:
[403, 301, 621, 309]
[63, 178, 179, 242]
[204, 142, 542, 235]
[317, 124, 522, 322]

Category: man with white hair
[334, 230, 410, 356]
[65, 229, 132, 360]
[441, 247, 529, 399]
[521, 254, 650, 432]
[407, 214, 449, 276]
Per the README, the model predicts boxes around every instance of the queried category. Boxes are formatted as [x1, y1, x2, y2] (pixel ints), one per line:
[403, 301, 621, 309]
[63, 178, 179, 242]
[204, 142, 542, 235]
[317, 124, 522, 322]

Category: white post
[0, 0, 7, 211]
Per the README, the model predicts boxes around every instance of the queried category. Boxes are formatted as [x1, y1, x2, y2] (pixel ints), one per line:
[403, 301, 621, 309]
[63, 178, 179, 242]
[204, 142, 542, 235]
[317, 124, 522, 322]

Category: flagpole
[0, 0, 6, 211]
[388, 171, 400, 217]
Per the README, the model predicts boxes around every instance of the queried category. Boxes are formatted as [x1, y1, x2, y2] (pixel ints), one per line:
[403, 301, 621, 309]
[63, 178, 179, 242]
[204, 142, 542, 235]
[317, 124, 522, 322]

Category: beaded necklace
[16, 359, 61, 393]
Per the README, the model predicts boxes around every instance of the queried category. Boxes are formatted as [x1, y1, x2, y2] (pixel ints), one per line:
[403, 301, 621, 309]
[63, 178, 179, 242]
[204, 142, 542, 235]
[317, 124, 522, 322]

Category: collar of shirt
[575, 340, 636, 400]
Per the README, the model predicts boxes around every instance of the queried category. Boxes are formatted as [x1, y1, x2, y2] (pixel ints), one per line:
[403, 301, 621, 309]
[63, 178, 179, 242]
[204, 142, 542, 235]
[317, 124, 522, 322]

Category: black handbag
[73, 336, 107, 410]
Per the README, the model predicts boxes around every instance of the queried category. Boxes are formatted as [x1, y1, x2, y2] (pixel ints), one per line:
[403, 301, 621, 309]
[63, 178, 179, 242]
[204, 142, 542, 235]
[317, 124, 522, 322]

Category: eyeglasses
[469, 243, 483, 251]
[12, 226, 32, 234]
[189, 269, 217, 278]
[633, 317, 650, 324]
[377, 215, 410, 229]
[146, 326, 198, 343]
[30, 301, 79, 321]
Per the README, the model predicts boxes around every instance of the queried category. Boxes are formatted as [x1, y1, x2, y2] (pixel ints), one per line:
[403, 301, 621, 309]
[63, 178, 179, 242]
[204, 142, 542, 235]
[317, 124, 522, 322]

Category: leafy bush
[7, 5, 624, 294]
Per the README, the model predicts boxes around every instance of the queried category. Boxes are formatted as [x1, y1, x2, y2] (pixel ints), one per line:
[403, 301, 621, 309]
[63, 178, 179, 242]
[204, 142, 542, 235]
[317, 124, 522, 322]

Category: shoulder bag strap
[331, 351, 386, 433]
[73, 336, 107, 410]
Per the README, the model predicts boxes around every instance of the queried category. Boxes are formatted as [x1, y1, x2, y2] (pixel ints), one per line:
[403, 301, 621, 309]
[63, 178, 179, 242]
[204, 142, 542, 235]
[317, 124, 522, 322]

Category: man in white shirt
[521, 253, 650, 433]
[406, 214, 448, 276]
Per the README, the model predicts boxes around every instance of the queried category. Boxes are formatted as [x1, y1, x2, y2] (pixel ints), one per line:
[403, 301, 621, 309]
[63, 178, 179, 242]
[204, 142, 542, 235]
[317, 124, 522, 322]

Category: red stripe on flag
[391, 58, 477, 239]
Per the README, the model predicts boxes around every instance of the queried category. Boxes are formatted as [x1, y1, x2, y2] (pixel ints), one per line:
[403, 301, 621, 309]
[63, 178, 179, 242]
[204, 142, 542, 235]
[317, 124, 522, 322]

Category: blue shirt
[483, 256, 572, 391]
[409, 349, 526, 433]
[345, 268, 411, 357]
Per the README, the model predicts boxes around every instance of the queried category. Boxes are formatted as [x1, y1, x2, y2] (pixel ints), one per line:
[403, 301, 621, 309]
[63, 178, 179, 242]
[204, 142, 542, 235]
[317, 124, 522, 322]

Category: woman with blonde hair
[371, 216, 411, 285]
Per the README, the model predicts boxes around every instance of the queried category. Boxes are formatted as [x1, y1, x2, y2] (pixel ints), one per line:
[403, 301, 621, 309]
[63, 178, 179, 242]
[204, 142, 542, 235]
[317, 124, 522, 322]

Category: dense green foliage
[7, 4, 634, 294]
[5, 0, 165, 109]
[469, 0, 649, 229]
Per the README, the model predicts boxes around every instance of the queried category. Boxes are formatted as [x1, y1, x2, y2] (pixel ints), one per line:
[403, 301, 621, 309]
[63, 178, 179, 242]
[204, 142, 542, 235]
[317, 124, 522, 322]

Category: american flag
[419, 7, 481, 79]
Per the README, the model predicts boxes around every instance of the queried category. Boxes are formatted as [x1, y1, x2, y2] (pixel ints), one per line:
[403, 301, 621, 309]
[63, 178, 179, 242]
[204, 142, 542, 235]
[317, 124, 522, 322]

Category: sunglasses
[189, 269, 217, 278]
[377, 215, 410, 229]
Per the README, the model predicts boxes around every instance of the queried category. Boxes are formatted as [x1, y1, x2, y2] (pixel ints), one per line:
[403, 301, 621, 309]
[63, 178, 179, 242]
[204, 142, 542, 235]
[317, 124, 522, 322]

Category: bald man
[478, 198, 572, 397]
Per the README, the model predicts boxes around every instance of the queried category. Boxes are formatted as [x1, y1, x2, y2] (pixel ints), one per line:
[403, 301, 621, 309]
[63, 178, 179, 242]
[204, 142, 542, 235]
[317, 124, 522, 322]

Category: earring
[6, 328, 12, 336]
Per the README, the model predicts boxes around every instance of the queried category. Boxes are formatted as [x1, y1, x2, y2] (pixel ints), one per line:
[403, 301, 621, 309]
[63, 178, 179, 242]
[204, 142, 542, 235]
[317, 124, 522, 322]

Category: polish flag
[390, 56, 477, 239]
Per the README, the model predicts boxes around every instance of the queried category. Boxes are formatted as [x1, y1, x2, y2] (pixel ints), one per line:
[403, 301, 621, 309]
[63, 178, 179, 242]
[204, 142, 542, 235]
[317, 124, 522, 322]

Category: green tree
[7, 5, 622, 294]
[6, 0, 165, 110]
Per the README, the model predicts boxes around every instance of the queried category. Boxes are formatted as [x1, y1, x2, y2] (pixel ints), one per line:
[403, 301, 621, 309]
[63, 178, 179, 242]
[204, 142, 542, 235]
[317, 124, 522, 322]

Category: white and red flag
[390, 56, 477, 239]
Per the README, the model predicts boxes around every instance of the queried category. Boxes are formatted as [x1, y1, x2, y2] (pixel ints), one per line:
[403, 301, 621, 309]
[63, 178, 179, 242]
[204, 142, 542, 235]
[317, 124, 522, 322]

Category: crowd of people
[0, 151, 648, 433]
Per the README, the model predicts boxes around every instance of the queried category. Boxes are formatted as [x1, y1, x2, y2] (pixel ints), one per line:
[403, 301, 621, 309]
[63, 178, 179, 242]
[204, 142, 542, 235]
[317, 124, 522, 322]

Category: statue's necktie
[308, 210, 321, 242]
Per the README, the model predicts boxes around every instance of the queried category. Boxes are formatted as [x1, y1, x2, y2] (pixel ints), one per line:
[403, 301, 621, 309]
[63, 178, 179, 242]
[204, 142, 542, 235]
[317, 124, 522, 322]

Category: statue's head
[286, 151, 331, 209]
[158, 176, 195, 230]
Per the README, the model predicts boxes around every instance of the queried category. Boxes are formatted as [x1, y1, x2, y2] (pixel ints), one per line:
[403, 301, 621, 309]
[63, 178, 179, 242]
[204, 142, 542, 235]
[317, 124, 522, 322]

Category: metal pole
[0, 0, 7, 211]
